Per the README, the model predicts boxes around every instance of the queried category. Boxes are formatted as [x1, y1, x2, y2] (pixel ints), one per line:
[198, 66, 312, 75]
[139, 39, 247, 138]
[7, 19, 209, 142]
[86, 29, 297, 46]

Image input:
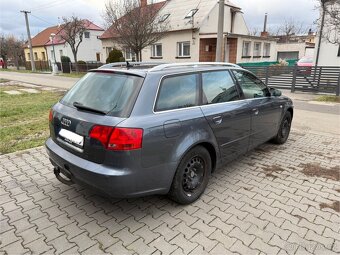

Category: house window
[264, 43, 271, 57]
[41, 52, 46, 61]
[185, 9, 198, 19]
[59, 50, 63, 57]
[34, 52, 38, 61]
[242, 41, 251, 57]
[27, 53, 30, 61]
[159, 14, 170, 22]
[125, 48, 136, 61]
[177, 42, 190, 57]
[151, 44, 162, 58]
[84, 32, 90, 38]
[253, 42, 262, 57]
[338, 45, 340, 57]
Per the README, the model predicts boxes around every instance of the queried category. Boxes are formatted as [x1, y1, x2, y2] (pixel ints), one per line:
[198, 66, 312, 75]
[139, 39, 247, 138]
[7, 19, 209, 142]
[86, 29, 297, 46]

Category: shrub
[61, 56, 71, 63]
[106, 48, 124, 63]
[77, 60, 86, 65]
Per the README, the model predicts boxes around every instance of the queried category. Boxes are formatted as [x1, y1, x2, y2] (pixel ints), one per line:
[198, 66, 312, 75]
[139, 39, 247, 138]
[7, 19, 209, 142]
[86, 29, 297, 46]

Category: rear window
[60, 72, 143, 117]
[155, 73, 198, 112]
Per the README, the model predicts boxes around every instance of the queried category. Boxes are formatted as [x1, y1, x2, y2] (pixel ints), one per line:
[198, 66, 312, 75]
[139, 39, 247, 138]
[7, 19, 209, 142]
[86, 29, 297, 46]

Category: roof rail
[98, 62, 167, 69]
[149, 62, 241, 72]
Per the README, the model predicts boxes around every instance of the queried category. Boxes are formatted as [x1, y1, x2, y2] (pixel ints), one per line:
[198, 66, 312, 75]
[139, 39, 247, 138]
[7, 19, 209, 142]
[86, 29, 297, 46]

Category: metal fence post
[291, 65, 297, 93]
[265, 66, 269, 86]
[336, 70, 340, 96]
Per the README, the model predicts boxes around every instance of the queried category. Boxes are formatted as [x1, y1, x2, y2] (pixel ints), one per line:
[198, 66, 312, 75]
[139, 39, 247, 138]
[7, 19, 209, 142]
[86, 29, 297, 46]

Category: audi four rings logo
[61, 118, 71, 127]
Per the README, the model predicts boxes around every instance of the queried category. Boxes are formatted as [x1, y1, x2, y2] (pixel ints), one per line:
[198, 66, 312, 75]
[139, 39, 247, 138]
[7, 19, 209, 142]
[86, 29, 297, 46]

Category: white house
[100, 0, 277, 64]
[313, 1, 340, 66]
[46, 20, 104, 64]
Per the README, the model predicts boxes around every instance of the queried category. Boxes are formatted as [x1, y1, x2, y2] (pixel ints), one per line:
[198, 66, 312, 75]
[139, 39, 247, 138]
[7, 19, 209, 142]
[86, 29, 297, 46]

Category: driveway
[1, 127, 339, 254]
[0, 76, 339, 254]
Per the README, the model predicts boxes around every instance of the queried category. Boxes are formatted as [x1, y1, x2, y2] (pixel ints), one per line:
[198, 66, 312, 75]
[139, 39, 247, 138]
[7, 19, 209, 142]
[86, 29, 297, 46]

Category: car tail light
[49, 109, 53, 122]
[89, 125, 143, 151]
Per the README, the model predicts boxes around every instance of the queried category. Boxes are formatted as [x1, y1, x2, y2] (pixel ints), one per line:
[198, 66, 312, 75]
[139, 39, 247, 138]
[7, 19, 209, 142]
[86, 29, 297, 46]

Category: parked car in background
[46, 62, 293, 204]
[297, 56, 313, 75]
[297, 56, 313, 67]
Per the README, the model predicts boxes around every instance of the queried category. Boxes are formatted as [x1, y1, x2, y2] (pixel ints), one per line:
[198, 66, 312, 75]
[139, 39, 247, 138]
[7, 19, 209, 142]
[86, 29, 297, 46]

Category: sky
[0, 0, 319, 39]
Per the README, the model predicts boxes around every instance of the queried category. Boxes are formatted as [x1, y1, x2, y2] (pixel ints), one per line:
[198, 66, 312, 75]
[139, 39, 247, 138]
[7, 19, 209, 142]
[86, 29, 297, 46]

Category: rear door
[232, 70, 283, 149]
[199, 70, 251, 162]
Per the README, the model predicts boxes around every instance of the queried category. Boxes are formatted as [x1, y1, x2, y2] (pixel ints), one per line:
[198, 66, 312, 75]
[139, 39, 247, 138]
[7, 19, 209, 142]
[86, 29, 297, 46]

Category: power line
[30, 0, 69, 12]
[29, 13, 55, 26]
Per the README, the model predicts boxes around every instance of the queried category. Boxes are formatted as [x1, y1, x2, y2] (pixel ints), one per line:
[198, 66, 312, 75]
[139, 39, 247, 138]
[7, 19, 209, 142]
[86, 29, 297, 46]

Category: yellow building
[24, 26, 60, 62]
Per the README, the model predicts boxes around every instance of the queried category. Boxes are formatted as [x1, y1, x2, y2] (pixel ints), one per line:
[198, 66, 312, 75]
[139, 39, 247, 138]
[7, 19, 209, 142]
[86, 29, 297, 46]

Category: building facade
[313, 1, 340, 66]
[100, 0, 277, 64]
[25, 20, 104, 67]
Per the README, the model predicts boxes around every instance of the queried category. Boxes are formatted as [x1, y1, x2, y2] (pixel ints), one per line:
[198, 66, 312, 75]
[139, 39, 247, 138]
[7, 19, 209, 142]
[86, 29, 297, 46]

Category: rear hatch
[49, 71, 144, 164]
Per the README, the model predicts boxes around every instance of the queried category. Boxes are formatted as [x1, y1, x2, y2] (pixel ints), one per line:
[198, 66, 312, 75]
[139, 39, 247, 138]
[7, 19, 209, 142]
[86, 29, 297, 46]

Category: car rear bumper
[45, 138, 174, 198]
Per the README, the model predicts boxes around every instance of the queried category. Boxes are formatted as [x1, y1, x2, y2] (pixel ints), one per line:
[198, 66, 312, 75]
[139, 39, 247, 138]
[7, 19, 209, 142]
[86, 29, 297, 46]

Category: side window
[202, 71, 240, 104]
[232, 70, 270, 99]
[155, 74, 198, 112]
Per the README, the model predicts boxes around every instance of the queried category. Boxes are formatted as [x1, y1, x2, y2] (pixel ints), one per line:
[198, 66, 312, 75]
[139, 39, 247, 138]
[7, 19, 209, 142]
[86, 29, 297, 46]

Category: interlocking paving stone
[0, 131, 339, 254]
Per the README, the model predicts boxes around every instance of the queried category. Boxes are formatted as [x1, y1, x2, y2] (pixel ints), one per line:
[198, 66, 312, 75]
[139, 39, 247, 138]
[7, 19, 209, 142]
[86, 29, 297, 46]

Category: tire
[168, 146, 211, 204]
[272, 111, 292, 144]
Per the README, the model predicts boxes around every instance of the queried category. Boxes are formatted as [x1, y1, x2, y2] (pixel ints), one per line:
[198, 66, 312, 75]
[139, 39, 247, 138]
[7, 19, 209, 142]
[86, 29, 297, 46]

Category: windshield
[60, 72, 143, 117]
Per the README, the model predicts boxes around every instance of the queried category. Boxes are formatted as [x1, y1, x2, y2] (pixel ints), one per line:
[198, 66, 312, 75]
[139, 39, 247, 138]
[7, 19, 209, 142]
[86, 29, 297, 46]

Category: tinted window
[202, 71, 239, 104]
[233, 70, 270, 99]
[155, 74, 198, 111]
[61, 72, 143, 116]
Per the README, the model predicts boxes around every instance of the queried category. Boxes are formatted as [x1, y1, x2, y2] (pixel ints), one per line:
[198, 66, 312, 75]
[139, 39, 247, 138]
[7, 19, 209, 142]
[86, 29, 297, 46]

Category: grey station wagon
[46, 62, 293, 204]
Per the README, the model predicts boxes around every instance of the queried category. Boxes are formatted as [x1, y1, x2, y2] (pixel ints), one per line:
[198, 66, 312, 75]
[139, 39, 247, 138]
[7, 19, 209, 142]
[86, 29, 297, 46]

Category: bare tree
[249, 27, 260, 36]
[0, 34, 25, 70]
[276, 19, 307, 42]
[58, 16, 86, 72]
[319, 0, 340, 44]
[103, 0, 169, 61]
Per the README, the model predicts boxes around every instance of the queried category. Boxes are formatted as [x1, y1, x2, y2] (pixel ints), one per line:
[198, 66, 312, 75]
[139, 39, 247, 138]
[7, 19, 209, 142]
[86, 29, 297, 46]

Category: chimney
[261, 13, 269, 37]
[141, 0, 147, 7]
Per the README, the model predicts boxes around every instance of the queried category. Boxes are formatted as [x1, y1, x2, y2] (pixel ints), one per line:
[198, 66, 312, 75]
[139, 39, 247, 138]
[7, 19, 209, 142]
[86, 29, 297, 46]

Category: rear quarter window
[155, 73, 198, 112]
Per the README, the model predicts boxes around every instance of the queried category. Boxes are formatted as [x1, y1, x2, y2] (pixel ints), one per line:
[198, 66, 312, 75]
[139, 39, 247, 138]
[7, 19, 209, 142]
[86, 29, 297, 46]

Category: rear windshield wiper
[73, 102, 107, 115]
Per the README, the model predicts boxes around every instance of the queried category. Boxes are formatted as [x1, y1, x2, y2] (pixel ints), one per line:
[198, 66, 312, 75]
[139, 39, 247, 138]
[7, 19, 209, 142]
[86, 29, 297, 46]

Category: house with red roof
[24, 19, 104, 66]
[45, 20, 104, 63]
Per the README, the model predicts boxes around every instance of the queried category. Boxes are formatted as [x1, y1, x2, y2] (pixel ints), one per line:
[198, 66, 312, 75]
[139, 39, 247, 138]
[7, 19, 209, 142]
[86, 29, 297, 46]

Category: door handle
[213, 116, 223, 125]
[252, 108, 259, 115]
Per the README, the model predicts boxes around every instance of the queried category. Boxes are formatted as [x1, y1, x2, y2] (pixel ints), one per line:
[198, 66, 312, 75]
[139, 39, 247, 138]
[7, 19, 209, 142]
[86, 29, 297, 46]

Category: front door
[232, 70, 283, 149]
[199, 70, 251, 161]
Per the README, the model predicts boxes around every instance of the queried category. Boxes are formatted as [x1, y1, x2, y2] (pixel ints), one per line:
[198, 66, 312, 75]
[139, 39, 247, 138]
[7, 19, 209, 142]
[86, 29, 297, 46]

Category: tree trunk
[15, 52, 19, 70]
[139, 51, 142, 62]
[135, 52, 139, 62]
[73, 50, 78, 73]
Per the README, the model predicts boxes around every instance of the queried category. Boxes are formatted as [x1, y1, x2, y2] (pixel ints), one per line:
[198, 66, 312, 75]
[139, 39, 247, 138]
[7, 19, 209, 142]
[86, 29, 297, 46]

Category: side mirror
[270, 88, 282, 97]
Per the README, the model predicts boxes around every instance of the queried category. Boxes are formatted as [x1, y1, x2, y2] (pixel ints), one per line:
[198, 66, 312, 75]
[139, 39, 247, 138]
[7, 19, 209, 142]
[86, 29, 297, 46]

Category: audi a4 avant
[46, 62, 293, 204]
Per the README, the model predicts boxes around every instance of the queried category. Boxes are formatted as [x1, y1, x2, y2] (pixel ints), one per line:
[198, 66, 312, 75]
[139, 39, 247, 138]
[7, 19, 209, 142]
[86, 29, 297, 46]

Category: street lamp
[49, 33, 58, 75]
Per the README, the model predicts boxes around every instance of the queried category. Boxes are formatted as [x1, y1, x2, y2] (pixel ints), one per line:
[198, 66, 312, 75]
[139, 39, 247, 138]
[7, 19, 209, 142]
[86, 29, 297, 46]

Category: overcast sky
[0, 0, 319, 39]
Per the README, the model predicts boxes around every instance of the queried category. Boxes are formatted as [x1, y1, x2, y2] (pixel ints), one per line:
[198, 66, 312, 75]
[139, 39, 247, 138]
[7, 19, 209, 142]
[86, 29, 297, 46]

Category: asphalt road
[0, 71, 79, 89]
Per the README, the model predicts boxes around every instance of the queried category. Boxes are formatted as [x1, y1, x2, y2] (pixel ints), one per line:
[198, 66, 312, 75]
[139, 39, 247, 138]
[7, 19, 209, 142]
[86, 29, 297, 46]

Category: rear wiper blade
[73, 102, 107, 115]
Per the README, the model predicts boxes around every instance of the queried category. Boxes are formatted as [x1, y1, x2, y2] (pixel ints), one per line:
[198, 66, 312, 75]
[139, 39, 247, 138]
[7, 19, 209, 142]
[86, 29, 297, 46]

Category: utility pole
[21, 10, 36, 72]
[315, 0, 329, 67]
[216, 0, 225, 62]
